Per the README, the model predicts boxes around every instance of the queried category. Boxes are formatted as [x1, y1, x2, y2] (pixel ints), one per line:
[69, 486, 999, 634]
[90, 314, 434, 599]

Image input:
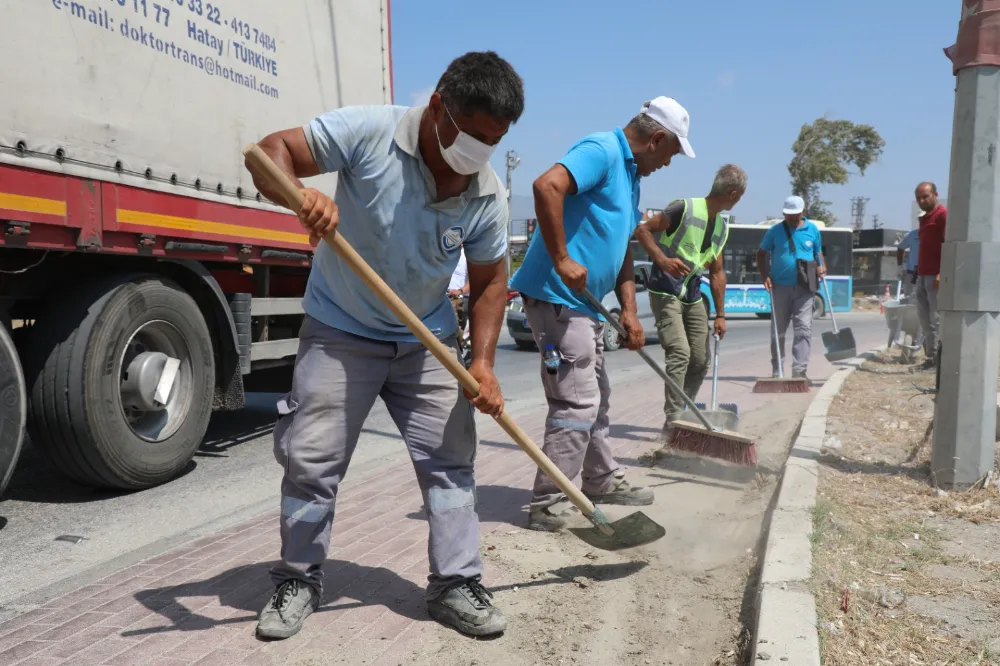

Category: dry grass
[812, 350, 1000, 666]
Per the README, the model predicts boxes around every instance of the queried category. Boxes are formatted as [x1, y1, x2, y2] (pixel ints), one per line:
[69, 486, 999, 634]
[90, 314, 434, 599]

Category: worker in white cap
[511, 96, 694, 532]
[756, 195, 826, 380]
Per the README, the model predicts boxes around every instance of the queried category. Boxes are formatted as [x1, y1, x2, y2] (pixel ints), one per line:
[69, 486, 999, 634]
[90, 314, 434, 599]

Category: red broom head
[668, 427, 758, 466]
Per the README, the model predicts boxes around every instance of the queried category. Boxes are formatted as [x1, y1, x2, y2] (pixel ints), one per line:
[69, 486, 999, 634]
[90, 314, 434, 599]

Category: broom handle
[243, 144, 609, 532]
[769, 286, 784, 379]
[581, 289, 720, 432]
[821, 277, 840, 333]
[710, 333, 720, 410]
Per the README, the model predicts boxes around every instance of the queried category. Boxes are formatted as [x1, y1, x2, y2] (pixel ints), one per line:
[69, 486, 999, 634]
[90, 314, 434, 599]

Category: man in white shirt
[448, 247, 471, 360]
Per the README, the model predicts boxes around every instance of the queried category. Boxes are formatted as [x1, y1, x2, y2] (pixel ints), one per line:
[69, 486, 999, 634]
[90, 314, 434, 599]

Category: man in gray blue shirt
[244, 51, 523, 640]
[756, 196, 826, 379]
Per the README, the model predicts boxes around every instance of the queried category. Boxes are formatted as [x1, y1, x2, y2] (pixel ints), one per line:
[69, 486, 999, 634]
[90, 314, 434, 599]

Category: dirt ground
[401, 399, 812, 666]
[813, 350, 1000, 666]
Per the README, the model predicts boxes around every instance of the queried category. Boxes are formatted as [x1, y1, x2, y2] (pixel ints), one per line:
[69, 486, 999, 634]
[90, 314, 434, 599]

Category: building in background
[851, 228, 909, 295]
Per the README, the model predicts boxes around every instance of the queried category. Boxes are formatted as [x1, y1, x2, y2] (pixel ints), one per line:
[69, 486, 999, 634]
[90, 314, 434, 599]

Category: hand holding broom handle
[580, 289, 721, 433]
[242, 144, 614, 536]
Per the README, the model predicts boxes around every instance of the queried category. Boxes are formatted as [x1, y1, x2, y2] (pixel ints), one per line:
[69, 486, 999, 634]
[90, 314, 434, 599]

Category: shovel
[243, 144, 665, 552]
[820, 278, 857, 362]
[691, 334, 739, 431]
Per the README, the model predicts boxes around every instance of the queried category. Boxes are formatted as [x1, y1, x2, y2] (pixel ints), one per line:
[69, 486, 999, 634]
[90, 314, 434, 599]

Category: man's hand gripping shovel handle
[242, 144, 613, 536]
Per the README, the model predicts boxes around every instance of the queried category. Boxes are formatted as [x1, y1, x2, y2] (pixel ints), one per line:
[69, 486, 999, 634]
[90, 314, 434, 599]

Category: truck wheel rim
[118, 320, 193, 442]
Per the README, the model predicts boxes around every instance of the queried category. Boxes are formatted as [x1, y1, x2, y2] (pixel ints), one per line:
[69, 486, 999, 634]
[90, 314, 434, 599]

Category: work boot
[792, 370, 809, 381]
[256, 579, 319, 639]
[654, 422, 675, 458]
[427, 578, 507, 637]
[527, 498, 579, 532]
[584, 474, 654, 506]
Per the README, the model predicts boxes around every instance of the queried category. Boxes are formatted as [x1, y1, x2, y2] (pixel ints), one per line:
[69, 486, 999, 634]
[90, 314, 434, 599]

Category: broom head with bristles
[752, 377, 810, 393]
[665, 419, 757, 466]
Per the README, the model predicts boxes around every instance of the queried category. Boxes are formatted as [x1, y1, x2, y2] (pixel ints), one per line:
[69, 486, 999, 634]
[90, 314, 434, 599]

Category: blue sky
[390, 0, 958, 228]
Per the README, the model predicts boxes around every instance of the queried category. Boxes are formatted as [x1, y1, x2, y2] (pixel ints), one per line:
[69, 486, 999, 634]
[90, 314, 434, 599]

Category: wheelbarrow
[883, 281, 923, 363]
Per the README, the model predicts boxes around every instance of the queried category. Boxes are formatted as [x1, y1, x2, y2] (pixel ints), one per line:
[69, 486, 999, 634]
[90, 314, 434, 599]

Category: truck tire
[24, 274, 215, 490]
[0, 324, 26, 498]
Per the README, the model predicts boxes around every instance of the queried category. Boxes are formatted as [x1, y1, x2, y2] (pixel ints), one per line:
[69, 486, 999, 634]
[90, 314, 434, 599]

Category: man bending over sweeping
[510, 96, 695, 532]
[633, 165, 747, 448]
[244, 51, 523, 640]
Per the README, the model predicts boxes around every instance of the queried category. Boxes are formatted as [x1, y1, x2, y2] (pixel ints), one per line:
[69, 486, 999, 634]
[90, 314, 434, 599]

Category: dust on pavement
[402, 394, 811, 666]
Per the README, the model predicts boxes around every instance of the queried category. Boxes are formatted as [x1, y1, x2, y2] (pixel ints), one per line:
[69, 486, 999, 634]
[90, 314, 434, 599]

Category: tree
[788, 118, 886, 225]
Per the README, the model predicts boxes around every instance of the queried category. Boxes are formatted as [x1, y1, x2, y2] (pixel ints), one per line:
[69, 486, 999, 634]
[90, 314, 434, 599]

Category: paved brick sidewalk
[0, 382, 661, 666]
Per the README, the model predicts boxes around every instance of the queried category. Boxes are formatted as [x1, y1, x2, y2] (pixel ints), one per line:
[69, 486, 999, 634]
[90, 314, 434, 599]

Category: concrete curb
[750, 349, 881, 664]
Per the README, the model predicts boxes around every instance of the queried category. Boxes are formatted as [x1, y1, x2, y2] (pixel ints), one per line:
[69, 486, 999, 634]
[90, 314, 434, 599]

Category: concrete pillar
[933, 62, 1000, 488]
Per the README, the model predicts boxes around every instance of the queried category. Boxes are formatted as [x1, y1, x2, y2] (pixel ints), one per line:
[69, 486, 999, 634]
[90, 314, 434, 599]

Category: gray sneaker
[427, 579, 507, 637]
[584, 475, 654, 506]
[256, 579, 319, 639]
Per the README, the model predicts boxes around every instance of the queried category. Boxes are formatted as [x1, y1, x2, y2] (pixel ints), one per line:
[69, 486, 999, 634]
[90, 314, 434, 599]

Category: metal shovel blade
[689, 403, 739, 431]
[700, 409, 740, 432]
[822, 328, 857, 362]
[568, 511, 666, 551]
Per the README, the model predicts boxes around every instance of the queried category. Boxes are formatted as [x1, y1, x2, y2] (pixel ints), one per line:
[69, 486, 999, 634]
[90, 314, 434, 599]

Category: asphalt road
[0, 309, 891, 612]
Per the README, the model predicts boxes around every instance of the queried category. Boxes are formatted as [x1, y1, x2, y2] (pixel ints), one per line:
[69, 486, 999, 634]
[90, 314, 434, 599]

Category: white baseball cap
[782, 195, 805, 215]
[639, 97, 695, 158]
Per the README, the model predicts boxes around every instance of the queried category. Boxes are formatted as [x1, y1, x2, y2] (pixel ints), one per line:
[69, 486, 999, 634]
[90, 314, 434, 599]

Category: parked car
[506, 261, 657, 352]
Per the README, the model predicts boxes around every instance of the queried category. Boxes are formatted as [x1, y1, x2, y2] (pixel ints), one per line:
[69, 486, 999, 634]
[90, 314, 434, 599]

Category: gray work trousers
[915, 275, 939, 362]
[521, 296, 619, 510]
[770, 283, 814, 375]
[270, 316, 481, 599]
[901, 270, 917, 299]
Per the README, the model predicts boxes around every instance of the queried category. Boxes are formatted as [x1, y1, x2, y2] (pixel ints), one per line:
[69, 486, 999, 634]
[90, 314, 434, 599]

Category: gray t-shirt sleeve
[464, 189, 508, 265]
[662, 200, 685, 236]
[303, 105, 377, 174]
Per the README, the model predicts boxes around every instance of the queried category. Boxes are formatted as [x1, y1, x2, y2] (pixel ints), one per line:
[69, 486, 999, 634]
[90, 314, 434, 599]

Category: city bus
[632, 216, 854, 319]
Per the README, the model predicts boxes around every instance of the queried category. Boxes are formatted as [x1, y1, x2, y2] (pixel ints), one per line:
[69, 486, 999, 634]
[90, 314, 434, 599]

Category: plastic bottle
[542, 344, 562, 375]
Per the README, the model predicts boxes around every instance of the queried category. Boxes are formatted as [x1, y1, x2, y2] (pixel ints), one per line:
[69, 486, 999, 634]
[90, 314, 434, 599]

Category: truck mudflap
[0, 322, 26, 498]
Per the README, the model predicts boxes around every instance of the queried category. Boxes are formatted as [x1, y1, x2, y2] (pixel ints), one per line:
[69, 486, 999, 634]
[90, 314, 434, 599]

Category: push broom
[752, 287, 810, 393]
[581, 290, 757, 467]
[243, 144, 666, 552]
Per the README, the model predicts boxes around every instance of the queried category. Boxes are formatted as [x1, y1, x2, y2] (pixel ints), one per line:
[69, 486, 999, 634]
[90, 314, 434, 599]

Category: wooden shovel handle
[242, 144, 600, 520]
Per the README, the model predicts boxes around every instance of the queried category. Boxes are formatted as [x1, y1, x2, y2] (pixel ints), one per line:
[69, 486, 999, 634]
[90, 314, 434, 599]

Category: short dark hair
[435, 51, 525, 122]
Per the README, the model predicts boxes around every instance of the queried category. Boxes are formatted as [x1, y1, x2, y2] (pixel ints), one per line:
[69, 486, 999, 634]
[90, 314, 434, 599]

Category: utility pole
[935, 1, 1000, 488]
[871, 214, 882, 230]
[850, 196, 869, 231]
[505, 150, 520, 280]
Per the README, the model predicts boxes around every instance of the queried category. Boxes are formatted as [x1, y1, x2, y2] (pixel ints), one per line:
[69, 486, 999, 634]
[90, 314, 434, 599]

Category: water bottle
[543, 344, 562, 375]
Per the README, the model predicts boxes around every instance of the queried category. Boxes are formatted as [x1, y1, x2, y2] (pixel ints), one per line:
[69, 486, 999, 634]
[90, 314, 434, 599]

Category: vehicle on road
[636, 218, 855, 320]
[506, 261, 657, 352]
[0, 1, 393, 496]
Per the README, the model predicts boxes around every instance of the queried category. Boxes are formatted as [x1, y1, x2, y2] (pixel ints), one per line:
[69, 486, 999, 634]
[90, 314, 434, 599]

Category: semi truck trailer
[0, 0, 393, 495]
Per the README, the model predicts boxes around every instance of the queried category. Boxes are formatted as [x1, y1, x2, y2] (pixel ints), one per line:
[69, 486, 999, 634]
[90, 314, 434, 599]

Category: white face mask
[435, 104, 496, 175]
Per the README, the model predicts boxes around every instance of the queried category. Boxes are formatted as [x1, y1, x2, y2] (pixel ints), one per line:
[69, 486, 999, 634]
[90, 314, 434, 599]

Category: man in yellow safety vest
[633, 165, 747, 446]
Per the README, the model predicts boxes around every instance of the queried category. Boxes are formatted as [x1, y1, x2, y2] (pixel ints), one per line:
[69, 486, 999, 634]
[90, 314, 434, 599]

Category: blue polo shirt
[301, 105, 508, 341]
[510, 128, 641, 320]
[898, 228, 919, 272]
[760, 219, 823, 286]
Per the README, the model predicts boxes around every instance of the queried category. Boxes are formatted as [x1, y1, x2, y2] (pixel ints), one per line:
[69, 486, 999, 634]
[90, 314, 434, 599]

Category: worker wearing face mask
[245, 50, 523, 641]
